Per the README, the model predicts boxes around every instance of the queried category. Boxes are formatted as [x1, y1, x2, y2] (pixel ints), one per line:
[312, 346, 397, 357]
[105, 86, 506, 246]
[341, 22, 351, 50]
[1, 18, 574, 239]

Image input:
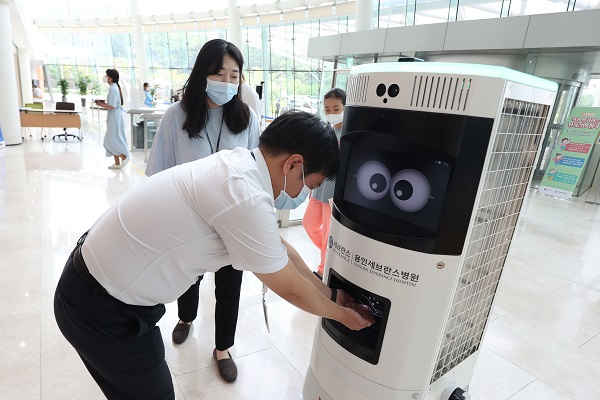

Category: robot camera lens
[376, 84, 386, 97]
[388, 84, 400, 97]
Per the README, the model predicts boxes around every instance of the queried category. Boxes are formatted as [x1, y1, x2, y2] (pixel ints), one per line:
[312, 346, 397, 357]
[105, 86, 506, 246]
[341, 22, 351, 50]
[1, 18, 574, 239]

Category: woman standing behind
[302, 88, 346, 278]
[143, 82, 154, 108]
[145, 39, 260, 383]
[95, 69, 130, 169]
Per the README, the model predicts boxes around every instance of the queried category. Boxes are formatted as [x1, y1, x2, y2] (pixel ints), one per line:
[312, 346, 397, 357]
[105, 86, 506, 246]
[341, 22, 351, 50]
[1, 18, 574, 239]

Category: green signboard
[539, 107, 600, 199]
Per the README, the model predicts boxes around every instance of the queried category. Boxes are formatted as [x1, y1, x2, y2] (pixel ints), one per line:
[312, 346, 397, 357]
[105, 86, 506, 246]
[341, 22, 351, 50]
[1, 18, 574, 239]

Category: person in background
[143, 82, 154, 108]
[256, 81, 264, 100]
[95, 69, 130, 169]
[275, 99, 280, 117]
[302, 88, 346, 278]
[33, 84, 43, 99]
[145, 39, 260, 383]
[240, 73, 261, 123]
[54, 110, 374, 400]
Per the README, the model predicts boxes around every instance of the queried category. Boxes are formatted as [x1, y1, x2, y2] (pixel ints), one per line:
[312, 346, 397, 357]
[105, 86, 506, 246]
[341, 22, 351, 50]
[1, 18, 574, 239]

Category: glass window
[414, 2, 451, 25]
[377, 0, 411, 28]
[508, 0, 574, 16]
[186, 32, 202, 67]
[456, 0, 503, 21]
[38, 15, 357, 118]
[577, 78, 600, 107]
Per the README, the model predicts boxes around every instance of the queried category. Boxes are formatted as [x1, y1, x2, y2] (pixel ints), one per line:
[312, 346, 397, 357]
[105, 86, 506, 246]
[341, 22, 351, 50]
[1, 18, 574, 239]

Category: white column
[18, 47, 33, 105]
[0, 0, 22, 145]
[228, 0, 242, 48]
[355, 0, 374, 32]
[130, 0, 148, 108]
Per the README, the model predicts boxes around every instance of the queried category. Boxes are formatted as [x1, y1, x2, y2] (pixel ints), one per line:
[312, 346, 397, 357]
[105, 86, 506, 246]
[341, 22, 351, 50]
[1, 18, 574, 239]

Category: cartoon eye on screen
[390, 169, 430, 212]
[343, 144, 453, 233]
[357, 163, 432, 213]
[356, 161, 390, 201]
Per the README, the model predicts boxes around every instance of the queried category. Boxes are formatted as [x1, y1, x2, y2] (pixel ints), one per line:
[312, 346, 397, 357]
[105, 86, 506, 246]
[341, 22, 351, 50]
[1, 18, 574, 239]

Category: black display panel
[343, 144, 453, 233]
[333, 106, 494, 255]
[322, 269, 391, 365]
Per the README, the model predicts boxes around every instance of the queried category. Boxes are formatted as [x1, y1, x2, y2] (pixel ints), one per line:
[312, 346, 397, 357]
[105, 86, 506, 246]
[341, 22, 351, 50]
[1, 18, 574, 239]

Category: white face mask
[325, 111, 344, 126]
[102, 76, 109, 83]
[205, 79, 239, 106]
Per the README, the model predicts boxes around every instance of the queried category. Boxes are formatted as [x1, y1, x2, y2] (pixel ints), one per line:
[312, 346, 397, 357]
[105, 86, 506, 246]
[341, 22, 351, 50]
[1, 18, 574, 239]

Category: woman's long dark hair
[181, 39, 250, 138]
[105, 69, 123, 106]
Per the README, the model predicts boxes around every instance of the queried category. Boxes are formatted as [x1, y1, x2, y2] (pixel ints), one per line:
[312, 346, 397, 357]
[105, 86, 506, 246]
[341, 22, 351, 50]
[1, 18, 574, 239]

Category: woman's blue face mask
[205, 78, 239, 106]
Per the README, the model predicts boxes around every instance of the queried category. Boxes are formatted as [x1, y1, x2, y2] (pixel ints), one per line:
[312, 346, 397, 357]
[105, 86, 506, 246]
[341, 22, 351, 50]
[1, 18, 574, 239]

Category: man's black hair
[259, 111, 339, 179]
[324, 87, 346, 105]
[181, 39, 250, 138]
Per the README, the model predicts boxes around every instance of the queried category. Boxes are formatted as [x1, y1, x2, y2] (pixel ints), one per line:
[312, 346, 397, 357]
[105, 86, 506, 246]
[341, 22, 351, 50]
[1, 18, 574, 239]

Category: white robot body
[303, 62, 557, 400]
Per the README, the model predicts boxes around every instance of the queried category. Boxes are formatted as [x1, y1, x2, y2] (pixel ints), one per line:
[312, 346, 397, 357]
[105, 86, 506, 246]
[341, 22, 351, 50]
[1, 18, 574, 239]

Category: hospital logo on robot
[328, 233, 421, 287]
[330, 237, 351, 263]
[352, 252, 419, 287]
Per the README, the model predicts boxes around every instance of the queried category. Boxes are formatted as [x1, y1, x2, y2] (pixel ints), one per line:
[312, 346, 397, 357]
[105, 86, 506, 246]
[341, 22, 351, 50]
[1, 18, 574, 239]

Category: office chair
[52, 102, 80, 141]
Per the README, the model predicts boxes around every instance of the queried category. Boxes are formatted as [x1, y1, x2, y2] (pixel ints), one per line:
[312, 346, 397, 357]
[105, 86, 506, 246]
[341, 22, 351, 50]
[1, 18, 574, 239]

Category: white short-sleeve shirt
[82, 147, 288, 306]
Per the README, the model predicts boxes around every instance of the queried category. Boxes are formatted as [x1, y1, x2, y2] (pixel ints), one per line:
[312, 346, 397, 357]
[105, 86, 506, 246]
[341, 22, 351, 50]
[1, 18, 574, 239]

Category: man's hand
[335, 289, 376, 330]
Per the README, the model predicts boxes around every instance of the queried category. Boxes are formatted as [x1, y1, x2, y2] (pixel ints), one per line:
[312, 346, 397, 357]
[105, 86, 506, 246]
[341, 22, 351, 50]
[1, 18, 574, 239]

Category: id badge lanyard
[206, 114, 225, 154]
[250, 150, 271, 333]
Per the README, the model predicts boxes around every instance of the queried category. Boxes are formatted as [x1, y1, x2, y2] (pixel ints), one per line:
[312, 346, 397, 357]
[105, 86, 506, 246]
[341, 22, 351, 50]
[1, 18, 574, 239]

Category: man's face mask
[274, 165, 310, 210]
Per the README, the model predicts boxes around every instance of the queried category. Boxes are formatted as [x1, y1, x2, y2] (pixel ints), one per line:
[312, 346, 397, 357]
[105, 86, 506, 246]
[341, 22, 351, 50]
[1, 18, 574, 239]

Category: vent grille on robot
[411, 76, 472, 111]
[430, 98, 551, 384]
[347, 75, 369, 104]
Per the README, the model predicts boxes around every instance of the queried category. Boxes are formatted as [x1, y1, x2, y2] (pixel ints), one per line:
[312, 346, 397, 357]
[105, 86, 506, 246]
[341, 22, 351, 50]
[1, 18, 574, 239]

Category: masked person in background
[302, 88, 346, 278]
[145, 39, 260, 383]
[95, 69, 130, 169]
[143, 82, 154, 108]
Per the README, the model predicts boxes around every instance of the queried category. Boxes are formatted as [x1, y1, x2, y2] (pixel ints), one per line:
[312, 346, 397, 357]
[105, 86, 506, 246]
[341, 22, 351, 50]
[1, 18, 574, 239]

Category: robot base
[302, 335, 426, 400]
[303, 367, 334, 400]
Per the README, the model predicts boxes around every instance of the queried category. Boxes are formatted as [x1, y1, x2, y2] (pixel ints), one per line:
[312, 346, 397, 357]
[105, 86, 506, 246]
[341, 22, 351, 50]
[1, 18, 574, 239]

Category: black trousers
[54, 250, 174, 399]
[178, 265, 243, 351]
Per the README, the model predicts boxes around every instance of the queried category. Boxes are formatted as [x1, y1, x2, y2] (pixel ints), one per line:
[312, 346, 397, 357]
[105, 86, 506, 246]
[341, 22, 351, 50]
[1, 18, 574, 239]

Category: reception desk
[20, 109, 81, 140]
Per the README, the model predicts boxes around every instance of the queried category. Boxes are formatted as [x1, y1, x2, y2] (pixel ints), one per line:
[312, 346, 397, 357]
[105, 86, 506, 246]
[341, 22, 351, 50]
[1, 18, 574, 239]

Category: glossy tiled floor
[1, 110, 600, 400]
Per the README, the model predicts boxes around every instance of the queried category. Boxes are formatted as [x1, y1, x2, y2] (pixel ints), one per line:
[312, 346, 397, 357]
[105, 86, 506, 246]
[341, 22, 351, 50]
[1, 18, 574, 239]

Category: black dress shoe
[172, 321, 191, 344]
[213, 349, 238, 382]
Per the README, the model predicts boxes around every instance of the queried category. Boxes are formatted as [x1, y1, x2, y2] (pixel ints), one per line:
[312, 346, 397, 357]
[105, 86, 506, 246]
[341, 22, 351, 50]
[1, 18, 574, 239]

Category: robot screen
[342, 143, 453, 233]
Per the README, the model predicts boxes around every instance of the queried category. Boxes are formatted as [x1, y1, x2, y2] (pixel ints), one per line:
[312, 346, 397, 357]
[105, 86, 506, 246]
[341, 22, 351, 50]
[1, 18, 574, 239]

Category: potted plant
[76, 75, 91, 107]
[58, 78, 69, 102]
[89, 82, 102, 108]
[90, 81, 101, 96]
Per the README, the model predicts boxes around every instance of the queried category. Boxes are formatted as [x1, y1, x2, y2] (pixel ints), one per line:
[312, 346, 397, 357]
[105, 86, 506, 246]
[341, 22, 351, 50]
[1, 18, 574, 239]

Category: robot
[303, 62, 557, 400]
